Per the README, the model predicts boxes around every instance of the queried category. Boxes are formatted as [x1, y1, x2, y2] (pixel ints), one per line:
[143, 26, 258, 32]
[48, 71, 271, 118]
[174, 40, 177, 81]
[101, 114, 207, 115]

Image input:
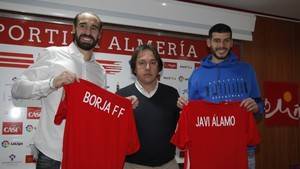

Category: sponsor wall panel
[0, 13, 239, 168]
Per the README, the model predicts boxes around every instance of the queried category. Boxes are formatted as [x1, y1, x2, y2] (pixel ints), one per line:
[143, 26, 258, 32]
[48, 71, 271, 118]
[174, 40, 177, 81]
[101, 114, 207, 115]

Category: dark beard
[211, 48, 231, 60]
[74, 34, 98, 51]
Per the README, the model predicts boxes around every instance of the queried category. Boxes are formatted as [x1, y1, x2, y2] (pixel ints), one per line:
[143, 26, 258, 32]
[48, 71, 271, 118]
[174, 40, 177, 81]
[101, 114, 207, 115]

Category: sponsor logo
[1, 154, 22, 165]
[10, 141, 23, 146]
[1, 140, 23, 148]
[1, 140, 9, 148]
[264, 82, 300, 126]
[9, 154, 16, 161]
[2, 122, 23, 135]
[27, 107, 41, 119]
[25, 124, 36, 132]
[179, 64, 193, 69]
[25, 155, 36, 163]
[162, 76, 177, 81]
[178, 75, 188, 82]
[164, 62, 177, 69]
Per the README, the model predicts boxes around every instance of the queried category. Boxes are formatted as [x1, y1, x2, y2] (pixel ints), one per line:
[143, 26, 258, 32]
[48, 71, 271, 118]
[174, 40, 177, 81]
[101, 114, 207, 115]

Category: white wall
[0, 0, 256, 40]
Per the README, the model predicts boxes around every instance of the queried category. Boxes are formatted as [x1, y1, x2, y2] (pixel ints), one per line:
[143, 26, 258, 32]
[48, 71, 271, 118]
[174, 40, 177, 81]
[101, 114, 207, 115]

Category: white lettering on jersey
[195, 115, 236, 127]
[82, 91, 125, 118]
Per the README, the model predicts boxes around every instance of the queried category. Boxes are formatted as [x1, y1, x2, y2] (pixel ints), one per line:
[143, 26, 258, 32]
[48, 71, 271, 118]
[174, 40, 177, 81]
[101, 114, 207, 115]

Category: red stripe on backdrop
[0, 51, 33, 58]
[0, 51, 34, 68]
[102, 65, 122, 70]
[0, 58, 34, 63]
[0, 63, 30, 68]
[97, 60, 121, 64]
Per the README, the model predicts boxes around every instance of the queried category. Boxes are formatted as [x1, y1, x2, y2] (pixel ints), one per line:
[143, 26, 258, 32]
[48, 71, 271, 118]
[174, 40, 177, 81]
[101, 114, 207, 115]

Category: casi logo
[27, 107, 41, 119]
[2, 122, 23, 135]
[163, 62, 177, 69]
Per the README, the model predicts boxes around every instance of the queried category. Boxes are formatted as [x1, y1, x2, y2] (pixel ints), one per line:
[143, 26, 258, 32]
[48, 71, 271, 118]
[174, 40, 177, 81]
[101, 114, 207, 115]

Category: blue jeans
[36, 151, 61, 169]
[248, 146, 256, 169]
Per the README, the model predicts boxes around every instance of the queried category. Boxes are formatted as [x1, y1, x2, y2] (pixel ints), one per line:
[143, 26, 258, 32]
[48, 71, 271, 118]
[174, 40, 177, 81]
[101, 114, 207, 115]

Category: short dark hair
[208, 23, 232, 39]
[129, 44, 163, 75]
[73, 11, 102, 31]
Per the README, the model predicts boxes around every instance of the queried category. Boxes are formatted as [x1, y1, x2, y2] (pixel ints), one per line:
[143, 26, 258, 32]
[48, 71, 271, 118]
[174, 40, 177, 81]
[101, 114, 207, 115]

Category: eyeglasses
[137, 60, 158, 68]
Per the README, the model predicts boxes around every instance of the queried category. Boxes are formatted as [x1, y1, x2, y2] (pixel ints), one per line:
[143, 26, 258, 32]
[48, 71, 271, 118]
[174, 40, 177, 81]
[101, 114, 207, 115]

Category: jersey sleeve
[247, 113, 261, 145]
[126, 104, 140, 155]
[171, 106, 190, 150]
[54, 86, 68, 125]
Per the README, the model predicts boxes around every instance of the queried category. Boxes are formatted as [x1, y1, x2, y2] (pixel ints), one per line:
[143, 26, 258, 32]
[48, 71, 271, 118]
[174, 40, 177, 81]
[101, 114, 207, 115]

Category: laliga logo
[1, 140, 23, 147]
[178, 76, 188, 82]
[2, 140, 9, 148]
[26, 125, 35, 132]
[265, 91, 300, 120]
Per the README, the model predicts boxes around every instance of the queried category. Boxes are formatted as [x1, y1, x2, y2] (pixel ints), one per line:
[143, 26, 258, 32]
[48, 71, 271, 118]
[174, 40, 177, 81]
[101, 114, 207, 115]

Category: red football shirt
[171, 100, 260, 169]
[55, 79, 140, 169]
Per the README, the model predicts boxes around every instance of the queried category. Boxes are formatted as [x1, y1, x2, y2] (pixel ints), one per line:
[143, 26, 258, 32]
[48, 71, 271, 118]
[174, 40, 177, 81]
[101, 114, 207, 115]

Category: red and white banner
[0, 16, 208, 61]
[264, 81, 300, 126]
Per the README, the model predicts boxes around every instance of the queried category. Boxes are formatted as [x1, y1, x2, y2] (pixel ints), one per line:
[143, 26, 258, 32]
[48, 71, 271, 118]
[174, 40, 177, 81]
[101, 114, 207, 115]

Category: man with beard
[176, 23, 263, 169]
[11, 12, 138, 169]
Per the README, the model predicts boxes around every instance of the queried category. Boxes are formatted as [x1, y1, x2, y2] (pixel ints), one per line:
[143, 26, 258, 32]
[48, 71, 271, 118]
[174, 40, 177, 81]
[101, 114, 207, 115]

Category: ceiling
[180, 0, 300, 21]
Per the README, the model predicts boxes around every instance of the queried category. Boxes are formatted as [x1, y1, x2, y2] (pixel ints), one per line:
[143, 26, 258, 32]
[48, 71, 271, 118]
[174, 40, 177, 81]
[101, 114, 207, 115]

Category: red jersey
[55, 79, 140, 169]
[171, 100, 260, 169]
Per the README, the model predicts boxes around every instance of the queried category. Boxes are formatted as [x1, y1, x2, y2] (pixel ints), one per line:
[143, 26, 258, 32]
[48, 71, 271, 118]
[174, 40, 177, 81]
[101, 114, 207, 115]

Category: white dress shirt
[135, 80, 158, 98]
[11, 42, 106, 161]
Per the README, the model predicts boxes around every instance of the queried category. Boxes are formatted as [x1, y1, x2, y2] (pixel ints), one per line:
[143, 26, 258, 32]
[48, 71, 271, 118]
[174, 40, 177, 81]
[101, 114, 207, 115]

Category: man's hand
[126, 95, 139, 109]
[53, 71, 79, 89]
[240, 98, 259, 113]
[177, 95, 188, 109]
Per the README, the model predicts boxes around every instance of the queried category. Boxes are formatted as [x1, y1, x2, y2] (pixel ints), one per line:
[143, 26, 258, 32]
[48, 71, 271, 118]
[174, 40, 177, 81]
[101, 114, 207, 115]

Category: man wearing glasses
[117, 44, 180, 169]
